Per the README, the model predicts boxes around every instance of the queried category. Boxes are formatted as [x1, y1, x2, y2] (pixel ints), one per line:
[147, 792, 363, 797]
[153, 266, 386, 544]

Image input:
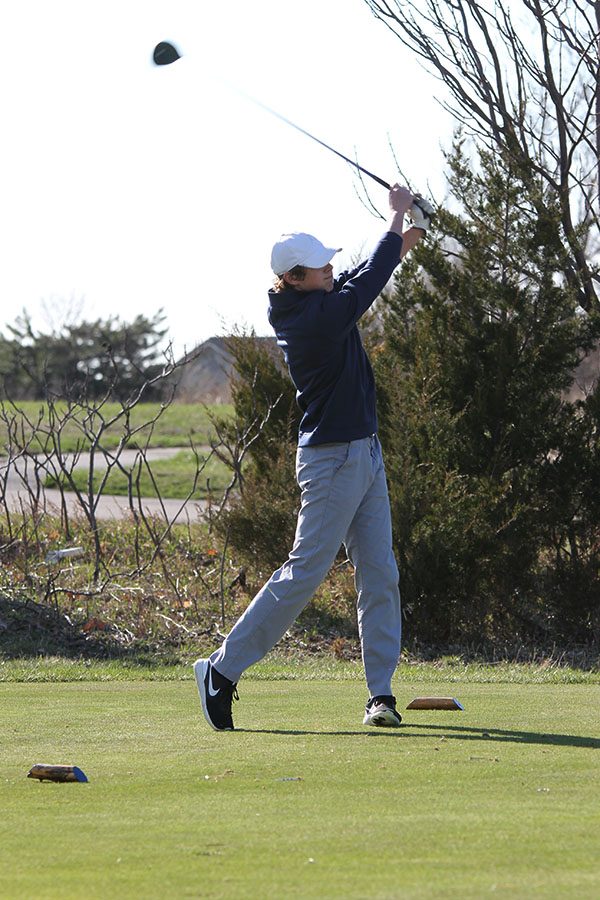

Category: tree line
[0, 309, 169, 402]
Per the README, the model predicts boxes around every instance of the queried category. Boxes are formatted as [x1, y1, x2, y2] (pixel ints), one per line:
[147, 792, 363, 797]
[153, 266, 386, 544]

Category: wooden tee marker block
[406, 697, 464, 711]
[27, 764, 88, 783]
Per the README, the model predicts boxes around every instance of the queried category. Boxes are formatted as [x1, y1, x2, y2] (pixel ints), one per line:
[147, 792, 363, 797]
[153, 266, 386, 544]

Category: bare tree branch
[364, 0, 599, 311]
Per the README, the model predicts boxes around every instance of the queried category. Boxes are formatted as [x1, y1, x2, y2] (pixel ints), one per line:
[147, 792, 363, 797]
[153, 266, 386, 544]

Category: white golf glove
[409, 195, 435, 232]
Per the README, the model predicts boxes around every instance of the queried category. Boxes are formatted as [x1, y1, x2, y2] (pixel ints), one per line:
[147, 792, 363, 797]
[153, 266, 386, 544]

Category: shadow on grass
[237, 725, 600, 749]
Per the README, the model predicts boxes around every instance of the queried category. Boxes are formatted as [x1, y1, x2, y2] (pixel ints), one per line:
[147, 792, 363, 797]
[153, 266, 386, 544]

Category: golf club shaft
[235, 90, 391, 191]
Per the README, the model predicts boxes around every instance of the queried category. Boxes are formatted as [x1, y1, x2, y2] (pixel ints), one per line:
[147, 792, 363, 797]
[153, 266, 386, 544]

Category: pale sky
[0, 0, 452, 357]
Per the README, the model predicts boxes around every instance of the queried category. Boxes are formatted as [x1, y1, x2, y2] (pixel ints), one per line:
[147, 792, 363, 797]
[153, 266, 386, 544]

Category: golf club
[151, 41, 392, 191]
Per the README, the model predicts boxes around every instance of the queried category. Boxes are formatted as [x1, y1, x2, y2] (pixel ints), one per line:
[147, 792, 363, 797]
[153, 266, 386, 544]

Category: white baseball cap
[270, 232, 341, 275]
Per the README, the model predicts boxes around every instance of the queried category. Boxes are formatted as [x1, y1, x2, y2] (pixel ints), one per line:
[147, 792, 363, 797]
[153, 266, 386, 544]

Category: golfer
[194, 184, 432, 730]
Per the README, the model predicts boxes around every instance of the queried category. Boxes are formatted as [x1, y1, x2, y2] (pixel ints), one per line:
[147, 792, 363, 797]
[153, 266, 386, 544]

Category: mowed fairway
[2, 679, 599, 899]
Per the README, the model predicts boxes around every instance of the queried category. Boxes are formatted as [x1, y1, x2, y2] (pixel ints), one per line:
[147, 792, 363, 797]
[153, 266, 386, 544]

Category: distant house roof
[173, 335, 279, 404]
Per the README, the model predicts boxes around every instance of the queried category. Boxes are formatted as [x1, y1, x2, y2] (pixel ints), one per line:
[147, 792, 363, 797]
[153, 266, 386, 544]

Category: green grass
[1, 655, 599, 684]
[0, 401, 233, 453]
[1, 674, 599, 898]
[44, 448, 233, 499]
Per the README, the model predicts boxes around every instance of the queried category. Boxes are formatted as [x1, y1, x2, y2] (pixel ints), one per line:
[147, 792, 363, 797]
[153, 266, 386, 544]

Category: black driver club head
[153, 41, 181, 66]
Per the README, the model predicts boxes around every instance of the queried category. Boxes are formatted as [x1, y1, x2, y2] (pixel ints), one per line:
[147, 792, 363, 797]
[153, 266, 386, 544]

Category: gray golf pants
[210, 434, 401, 697]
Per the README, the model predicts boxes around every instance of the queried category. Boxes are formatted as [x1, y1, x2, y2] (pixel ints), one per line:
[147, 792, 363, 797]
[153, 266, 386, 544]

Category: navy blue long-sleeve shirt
[267, 231, 403, 446]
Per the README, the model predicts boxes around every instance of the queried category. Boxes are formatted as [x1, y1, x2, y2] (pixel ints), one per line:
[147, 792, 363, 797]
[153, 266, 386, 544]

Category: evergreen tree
[374, 139, 600, 644]
[213, 332, 301, 572]
[0, 309, 168, 401]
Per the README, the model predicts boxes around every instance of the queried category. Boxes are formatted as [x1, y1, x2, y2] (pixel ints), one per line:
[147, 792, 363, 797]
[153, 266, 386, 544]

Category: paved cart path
[0, 448, 209, 523]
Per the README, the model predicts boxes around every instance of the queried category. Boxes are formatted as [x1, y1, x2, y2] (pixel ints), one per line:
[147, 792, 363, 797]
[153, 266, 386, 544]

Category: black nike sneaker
[363, 695, 402, 727]
[193, 658, 239, 731]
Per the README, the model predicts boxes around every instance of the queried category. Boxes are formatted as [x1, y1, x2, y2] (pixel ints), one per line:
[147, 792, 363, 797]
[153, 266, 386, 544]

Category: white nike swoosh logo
[207, 669, 220, 697]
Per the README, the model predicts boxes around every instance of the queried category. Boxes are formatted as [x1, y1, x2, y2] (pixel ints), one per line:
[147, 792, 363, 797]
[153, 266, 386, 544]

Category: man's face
[286, 263, 334, 293]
